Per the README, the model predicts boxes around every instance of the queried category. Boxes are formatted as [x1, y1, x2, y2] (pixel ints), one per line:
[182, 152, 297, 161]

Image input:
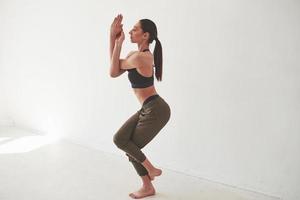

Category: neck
[138, 42, 149, 52]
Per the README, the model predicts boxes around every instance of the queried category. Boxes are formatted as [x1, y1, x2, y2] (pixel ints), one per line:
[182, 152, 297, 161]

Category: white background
[0, 0, 299, 199]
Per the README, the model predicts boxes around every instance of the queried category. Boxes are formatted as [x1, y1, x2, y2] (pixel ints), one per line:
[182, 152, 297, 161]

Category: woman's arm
[119, 52, 144, 70]
[110, 34, 115, 60]
[109, 14, 126, 78]
[109, 14, 122, 60]
[110, 40, 126, 78]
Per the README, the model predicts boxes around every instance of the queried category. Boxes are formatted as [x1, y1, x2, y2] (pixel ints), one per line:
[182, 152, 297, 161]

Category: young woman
[109, 14, 171, 199]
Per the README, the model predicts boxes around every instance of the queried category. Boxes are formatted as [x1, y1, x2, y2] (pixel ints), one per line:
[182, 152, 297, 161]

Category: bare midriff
[133, 85, 158, 106]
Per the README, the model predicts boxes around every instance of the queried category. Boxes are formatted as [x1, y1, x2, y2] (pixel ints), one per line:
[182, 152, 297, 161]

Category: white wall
[0, 2, 11, 125]
[1, 0, 299, 199]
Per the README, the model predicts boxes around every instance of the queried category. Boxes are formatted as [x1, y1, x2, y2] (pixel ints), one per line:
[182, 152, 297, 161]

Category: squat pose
[109, 14, 171, 199]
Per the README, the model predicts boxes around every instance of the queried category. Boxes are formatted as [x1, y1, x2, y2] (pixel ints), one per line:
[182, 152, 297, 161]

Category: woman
[109, 14, 171, 199]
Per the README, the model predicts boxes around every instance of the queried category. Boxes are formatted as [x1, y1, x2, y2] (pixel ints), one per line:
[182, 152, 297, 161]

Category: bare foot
[148, 168, 162, 180]
[129, 186, 156, 199]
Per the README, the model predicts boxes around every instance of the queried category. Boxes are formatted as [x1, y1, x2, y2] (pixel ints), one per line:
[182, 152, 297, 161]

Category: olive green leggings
[113, 94, 171, 176]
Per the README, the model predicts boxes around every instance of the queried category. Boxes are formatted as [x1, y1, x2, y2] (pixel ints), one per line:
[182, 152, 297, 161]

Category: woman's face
[129, 22, 148, 43]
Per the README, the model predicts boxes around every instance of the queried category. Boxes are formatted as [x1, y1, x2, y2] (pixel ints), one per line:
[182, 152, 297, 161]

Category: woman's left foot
[148, 168, 162, 180]
[129, 186, 155, 199]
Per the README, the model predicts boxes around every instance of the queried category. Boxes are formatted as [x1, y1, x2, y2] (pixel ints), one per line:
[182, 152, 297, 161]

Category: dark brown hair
[139, 19, 163, 81]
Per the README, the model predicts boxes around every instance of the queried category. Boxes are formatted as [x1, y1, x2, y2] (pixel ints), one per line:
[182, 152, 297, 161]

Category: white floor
[0, 126, 279, 200]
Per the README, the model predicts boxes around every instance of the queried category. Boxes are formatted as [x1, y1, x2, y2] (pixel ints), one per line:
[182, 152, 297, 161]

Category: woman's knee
[113, 133, 126, 148]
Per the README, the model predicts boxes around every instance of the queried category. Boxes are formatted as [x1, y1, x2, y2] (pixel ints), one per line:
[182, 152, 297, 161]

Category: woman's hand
[110, 14, 123, 38]
[115, 30, 125, 45]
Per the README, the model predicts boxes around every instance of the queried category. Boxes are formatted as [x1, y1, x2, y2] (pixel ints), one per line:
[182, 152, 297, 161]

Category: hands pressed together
[110, 14, 125, 45]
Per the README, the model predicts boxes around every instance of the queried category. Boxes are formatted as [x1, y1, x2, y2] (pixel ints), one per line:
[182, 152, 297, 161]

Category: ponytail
[153, 38, 163, 81]
[139, 19, 163, 81]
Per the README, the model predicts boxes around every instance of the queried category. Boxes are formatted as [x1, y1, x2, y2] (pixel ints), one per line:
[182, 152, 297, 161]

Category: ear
[143, 32, 150, 40]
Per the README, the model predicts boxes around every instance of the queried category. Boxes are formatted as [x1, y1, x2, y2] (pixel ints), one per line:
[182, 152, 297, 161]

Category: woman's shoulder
[127, 50, 153, 67]
[127, 50, 153, 58]
[126, 51, 138, 58]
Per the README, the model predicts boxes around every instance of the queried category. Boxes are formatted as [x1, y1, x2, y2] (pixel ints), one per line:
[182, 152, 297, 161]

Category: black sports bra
[127, 49, 154, 88]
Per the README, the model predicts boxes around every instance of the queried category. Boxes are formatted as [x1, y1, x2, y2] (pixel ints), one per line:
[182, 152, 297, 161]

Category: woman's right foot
[141, 158, 162, 180]
[148, 168, 162, 180]
[129, 186, 156, 199]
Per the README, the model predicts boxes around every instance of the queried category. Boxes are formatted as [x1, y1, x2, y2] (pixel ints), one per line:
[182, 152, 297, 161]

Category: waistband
[142, 94, 160, 107]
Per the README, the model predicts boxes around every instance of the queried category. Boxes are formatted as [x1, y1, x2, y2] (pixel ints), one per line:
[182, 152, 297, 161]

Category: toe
[129, 193, 137, 199]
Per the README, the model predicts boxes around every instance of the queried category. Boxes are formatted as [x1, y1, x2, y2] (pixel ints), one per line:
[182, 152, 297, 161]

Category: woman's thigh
[114, 110, 140, 141]
[131, 97, 171, 148]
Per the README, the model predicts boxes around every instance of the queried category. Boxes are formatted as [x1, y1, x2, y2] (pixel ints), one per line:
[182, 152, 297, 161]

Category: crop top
[127, 49, 154, 88]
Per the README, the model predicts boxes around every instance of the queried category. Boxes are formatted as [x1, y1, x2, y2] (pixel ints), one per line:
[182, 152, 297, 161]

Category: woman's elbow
[109, 71, 117, 78]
